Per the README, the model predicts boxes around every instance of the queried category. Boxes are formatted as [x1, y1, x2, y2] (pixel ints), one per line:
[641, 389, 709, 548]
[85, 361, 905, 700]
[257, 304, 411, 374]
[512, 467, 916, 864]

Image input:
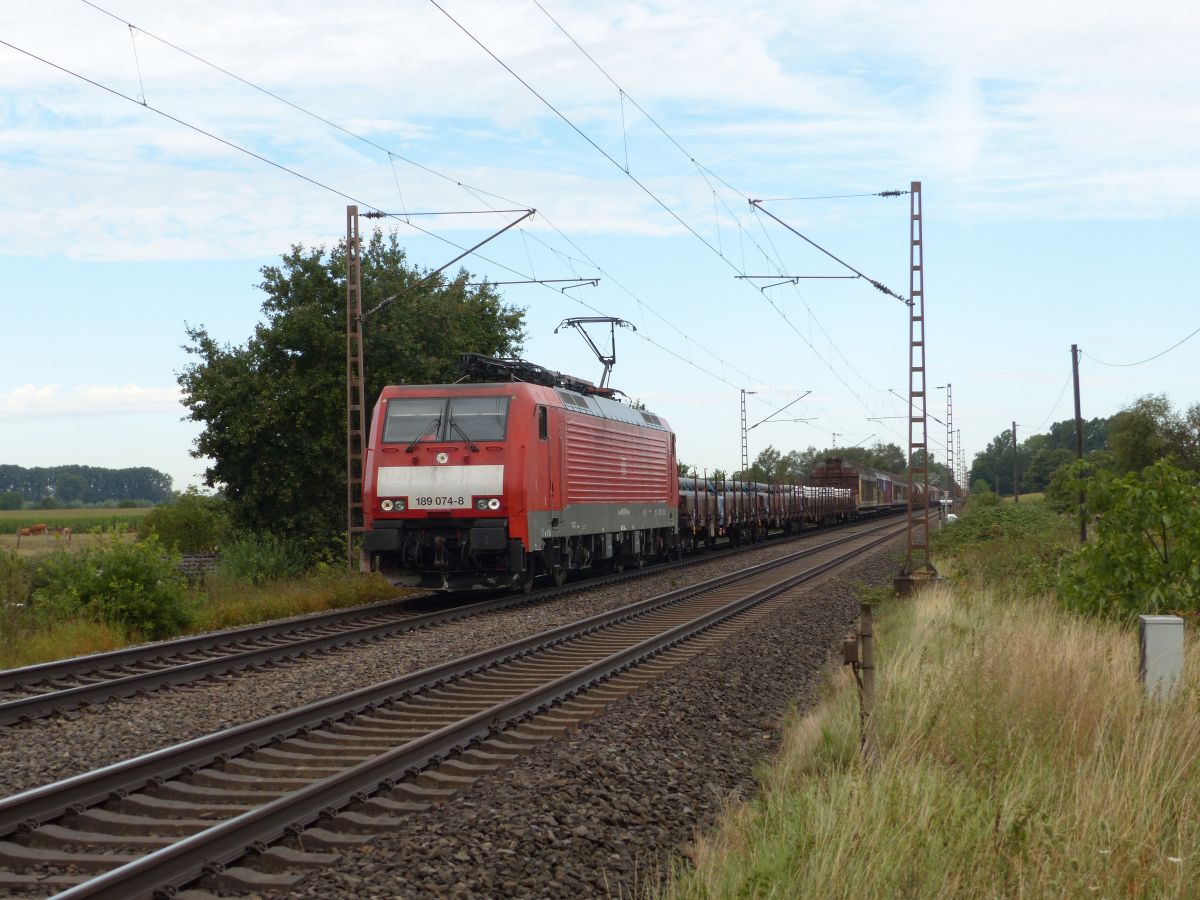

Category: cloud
[0, 384, 184, 419]
[0, 0, 1198, 265]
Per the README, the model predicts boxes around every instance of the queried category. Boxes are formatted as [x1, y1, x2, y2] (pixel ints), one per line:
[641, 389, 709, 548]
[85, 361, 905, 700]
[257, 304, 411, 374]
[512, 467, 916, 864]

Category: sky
[2, 0, 1198, 491]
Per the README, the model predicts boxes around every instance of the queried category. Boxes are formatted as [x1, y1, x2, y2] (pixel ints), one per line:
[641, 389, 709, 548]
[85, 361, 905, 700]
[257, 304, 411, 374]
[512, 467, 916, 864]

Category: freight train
[362, 355, 935, 590]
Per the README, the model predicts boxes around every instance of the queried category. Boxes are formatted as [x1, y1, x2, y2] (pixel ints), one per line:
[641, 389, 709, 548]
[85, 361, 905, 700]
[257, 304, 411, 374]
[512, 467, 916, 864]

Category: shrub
[218, 532, 308, 584]
[32, 534, 189, 638]
[1058, 459, 1200, 620]
[0, 491, 23, 510]
[933, 498, 1073, 592]
[117, 499, 141, 509]
[137, 489, 230, 553]
[0, 549, 33, 606]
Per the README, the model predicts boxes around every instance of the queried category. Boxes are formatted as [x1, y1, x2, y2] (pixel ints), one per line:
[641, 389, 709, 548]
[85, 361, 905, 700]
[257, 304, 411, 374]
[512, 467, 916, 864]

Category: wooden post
[859, 601, 877, 763]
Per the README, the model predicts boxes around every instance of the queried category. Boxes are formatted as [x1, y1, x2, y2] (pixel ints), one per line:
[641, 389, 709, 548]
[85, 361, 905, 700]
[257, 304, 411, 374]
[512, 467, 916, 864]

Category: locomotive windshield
[448, 396, 508, 441]
[382, 398, 445, 443]
[382, 396, 510, 444]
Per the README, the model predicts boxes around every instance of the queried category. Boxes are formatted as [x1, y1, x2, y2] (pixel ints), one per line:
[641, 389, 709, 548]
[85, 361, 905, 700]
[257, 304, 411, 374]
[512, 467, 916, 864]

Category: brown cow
[16, 524, 49, 549]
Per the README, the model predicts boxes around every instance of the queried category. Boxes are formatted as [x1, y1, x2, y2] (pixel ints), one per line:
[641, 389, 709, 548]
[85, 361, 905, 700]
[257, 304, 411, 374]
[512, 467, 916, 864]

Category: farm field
[0, 508, 150, 554]
[0, 507, 151, 533]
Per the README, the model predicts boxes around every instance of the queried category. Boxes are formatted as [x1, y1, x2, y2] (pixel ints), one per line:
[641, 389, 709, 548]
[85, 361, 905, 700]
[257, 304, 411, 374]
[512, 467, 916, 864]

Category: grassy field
[0, 507, 151, 534]
[665, 500, 1199, 899]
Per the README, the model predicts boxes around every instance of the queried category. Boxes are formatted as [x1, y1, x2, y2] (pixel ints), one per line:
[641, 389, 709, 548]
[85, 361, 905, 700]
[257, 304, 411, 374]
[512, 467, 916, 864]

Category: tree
[179, 231, 525, 557]
[1058, 460, 1200, 619]
[54, 473, 88, 504]
[1108, 395, 1200, 474]
[0, 491, 21, 510]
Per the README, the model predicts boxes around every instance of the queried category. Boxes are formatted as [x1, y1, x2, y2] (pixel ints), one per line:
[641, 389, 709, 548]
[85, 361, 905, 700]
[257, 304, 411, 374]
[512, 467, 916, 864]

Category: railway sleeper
[292, 827, 375, 851]
[0, 871, 89, 890]
[155, 779, 287, 805]
[386, 783, 458, 804]
[0, 839, 137, 873]
[326, 811, 415, 834]
[224, 758, 345, 780]
[413, 770, 479, 791]
[73, 807, 213, 837]
[255, 845, 341, 872]
[116, 792, 253, 819]
[254, 744, 378, 764]
[357, 797, 432, 816]
[190, 769, 309, 792]
[27, 823, 175, 851]
[210, 865, 305, 893]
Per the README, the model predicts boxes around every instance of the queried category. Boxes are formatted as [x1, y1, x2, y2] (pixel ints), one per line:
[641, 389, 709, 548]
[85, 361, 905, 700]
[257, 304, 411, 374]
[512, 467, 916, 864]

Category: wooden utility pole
[1011, 421, 1020, 503]
[859, 602, 877, 763]
[1072, 344, 1086, 542]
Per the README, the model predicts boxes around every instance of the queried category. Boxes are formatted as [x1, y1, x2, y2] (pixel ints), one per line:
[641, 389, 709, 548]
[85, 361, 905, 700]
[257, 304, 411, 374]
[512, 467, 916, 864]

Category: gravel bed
[280, 540, 903, 899]
[0, 524, 890, 798]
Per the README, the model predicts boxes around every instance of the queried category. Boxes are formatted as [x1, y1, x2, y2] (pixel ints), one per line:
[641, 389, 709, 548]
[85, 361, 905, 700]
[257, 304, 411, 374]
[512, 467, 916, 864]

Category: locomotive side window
[538, 405, 548, 439]
[382, 397, 446, 443]
[448, 396, 509, 442]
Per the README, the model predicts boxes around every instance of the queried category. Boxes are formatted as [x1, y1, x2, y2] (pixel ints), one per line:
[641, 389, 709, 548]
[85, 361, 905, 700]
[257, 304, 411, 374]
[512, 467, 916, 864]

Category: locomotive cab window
[448, 396, 509, 442]
[537, 405, 548, 440]
[382, 397, 446, 443]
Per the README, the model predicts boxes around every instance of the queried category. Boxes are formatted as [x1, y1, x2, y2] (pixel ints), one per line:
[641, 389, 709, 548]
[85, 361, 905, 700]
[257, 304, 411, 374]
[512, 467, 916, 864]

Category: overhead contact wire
[53, 5, 809, 428]
[1082, 324, 1200, 367]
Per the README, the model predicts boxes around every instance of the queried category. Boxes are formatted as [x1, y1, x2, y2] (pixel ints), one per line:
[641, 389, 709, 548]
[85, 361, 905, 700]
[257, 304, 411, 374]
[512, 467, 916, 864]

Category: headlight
[487, 498, 501, 510]
[476, 498, 488, 510]
[381, 499, 393, 511]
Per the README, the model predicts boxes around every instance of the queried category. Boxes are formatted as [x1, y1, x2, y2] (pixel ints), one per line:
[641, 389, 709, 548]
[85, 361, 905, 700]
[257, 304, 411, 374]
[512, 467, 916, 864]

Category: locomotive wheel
[517, 568, 535, 594]
[613, 559, 626, 574]
[552, 565, 567, 587]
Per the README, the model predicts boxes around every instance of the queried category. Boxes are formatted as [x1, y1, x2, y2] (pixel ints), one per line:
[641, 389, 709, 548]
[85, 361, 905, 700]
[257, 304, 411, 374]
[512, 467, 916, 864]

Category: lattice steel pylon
[957, 427, 964, 499]
[945, 382, 954, 505]
[897, 181, 939, 590]
[345, 206, 368, 571]
[740, 389, 750, 477]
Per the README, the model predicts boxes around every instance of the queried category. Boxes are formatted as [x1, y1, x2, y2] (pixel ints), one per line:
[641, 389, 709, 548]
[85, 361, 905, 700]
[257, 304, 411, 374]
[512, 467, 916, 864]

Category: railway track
[0, 513, 902, 726]
[0, 519, 904, 898]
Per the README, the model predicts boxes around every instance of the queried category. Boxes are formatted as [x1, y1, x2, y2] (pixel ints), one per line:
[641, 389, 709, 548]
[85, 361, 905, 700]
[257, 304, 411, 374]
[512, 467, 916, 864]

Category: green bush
[218, 532, 308, 584]
[137, 489, 230, 553]
[0, 491, 22, 511]
[1058, 460, 1200, 620]
[934, 498, 1073, 592]
[0, 549, 33, 606]
[32, 534, 189, 638]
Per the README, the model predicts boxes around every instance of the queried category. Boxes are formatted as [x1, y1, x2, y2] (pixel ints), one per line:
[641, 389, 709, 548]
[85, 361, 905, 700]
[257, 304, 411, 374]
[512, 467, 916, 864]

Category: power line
[752, 190, 909, 202]
[1082, 324, 1200, 368]
[429, 0, 728, 261]
[50, 3, 886, 441]
[526, 1, 901, 391]
[1032, 371, 1074, 432]
[78, 0, 799, 401]
[35, 8, 791, 411]
[441, 0, 901, 410]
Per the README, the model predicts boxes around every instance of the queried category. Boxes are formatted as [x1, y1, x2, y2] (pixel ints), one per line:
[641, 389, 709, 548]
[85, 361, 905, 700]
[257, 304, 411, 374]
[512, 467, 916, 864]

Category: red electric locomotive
[363, 356, 678, 590]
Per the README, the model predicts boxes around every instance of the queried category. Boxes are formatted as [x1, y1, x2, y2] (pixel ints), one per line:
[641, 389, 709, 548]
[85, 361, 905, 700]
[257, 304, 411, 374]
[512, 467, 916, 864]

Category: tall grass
[188, 569, 399, 633]
[666, 586, 1199, 898]
[0, 605, 130, 670]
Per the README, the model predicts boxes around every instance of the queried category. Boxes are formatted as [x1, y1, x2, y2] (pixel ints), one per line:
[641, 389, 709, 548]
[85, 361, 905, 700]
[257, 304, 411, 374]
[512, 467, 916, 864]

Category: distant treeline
[0, 465, 173, 505]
